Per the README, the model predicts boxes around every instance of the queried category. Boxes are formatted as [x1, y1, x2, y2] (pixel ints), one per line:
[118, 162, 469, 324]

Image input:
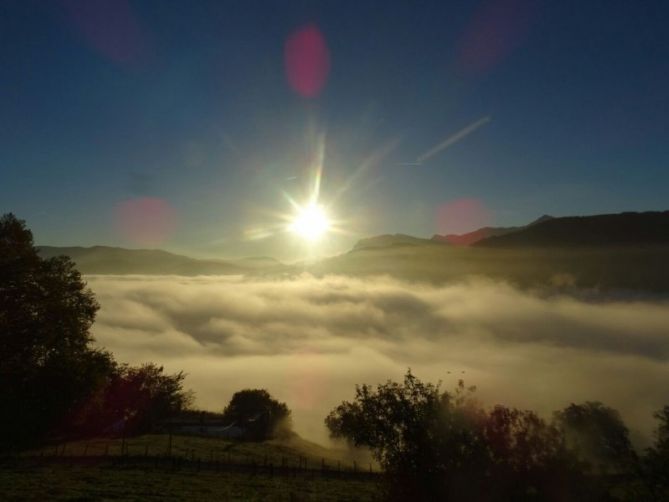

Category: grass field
[0, 464, 380, 501]
[25, 434, 375, 472]
[1, 434, 380, 501]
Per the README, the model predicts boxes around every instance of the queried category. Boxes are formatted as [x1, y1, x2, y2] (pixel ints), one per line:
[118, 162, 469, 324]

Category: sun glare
[290, 203, 331, 241]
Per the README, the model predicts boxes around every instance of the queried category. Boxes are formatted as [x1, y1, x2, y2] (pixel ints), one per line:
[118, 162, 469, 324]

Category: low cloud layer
[87, 274, 669, 446]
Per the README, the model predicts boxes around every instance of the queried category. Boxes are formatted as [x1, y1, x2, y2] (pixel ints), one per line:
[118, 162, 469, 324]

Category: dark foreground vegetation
[2, 212, 669, 501]
[326, 371, 669, 501]
[0, 464, 378, 501]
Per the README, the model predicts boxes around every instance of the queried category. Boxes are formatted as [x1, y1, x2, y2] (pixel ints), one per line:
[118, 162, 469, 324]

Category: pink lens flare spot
[284, 24, 331, 98]
[456, 0, 536, 76]
[115, 197, 176, 246]
[435, 198, 493, 236]
[285, 351, 329, 409]
[62, 0, 149, 66]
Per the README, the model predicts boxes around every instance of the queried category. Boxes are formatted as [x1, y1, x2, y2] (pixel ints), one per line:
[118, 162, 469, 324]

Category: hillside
[431, 215, 554, 246]
[477, 211, 669, 247]
[37, 246, 285, 275]
[28, 433, 371, 469]
[431, 226, 518, 246]
[312, 242, 669, 292]
[353, 233, 437, 250]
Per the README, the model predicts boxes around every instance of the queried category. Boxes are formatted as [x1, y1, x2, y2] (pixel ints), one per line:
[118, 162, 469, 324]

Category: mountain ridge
[476, 211, 669, 247]
[37, 245, 284, 275]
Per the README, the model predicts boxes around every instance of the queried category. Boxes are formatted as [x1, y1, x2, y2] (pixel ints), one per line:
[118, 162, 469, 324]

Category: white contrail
[414, 115, 491, 164]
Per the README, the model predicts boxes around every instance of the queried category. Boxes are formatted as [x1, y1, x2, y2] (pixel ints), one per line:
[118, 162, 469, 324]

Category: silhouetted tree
[638, 406, 669, 499]
[222, 389, 291, 440]
[0, 213, 114, 449]
[554, 401, 637, 473]
[326, 371, 594, 501]
[70, 363, 192, 436]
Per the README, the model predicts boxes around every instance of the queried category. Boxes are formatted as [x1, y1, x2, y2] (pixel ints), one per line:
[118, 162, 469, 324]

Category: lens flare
[290, 203, 331, 241]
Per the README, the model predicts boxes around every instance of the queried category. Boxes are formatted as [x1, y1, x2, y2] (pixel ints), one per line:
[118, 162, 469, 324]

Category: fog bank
[87, 274, 669, 446]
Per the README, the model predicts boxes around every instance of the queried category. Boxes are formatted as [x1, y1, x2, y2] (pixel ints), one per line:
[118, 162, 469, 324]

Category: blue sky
[1, 0, 667, 259]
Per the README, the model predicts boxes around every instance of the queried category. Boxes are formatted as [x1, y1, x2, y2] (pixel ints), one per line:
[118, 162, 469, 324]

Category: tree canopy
[554, 401, 637, 473]
[222, 389, 291, 440]
[0, 213, 114, 448]
[0, 213, 192, 448]
[326, 371, 591, 501]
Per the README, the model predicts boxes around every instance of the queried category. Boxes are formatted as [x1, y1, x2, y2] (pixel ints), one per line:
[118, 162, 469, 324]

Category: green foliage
[637, 406, 669, 499]
[0, 213, 193, 447]
[326, 371, 593, 501]
[223, 389, 292, 441]
[0, 213, 114, 449]
[554, 401, 637, 473]
[71, 363, 193, 436]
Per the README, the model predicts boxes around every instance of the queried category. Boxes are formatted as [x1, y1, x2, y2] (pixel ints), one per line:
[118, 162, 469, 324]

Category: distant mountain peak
[476, 211, 669, 247]
[529, 215, 554, 226]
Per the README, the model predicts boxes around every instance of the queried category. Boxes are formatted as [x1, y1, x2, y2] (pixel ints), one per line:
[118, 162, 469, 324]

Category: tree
[326, 371, 590, 501]
[554, 401, 637, 473]
[0, 213, 114, 448]
[222, 389, 291, 440]
[70, 363, 193, 436]
[639, 406, 669, 498]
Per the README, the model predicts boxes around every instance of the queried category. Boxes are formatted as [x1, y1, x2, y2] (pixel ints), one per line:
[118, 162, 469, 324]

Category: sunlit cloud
[88, 274, 669, 446]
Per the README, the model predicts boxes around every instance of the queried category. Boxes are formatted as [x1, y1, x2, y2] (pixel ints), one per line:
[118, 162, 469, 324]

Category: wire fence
[2, 439, 381, 481]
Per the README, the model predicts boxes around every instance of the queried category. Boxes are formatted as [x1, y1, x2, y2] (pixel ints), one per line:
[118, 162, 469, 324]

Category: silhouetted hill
[313, 212, 669, 292]
[37, 246, 256, 275]
[476, 211, 669, 247]
[432, 226, 517, 246]
[353, 233, 438, 250]
[235, 256, 283, 268]
[432, 215, 554, 246]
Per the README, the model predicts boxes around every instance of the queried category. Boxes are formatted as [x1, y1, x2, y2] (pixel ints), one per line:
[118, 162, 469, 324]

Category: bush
[222, 389, 291, 440]
[326, 371, 596, 501]
[554, 401, 637, 473]
[70, 363, 193, 436]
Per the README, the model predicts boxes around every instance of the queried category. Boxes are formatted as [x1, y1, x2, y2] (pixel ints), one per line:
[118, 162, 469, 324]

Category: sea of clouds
[86, 274, 669, 447]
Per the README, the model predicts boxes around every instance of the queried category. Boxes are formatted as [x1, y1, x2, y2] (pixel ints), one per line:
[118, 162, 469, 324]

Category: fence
[2, 439, 380, 481]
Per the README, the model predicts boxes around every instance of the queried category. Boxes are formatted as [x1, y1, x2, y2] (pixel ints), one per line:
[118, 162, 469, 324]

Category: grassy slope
[3, 434, 379, 501]
[27, 434, 371, 470]
[0, 466, 379, 501]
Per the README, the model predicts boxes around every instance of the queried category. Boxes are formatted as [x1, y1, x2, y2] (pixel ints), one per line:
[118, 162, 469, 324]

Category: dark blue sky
[1, 0, 667, 259]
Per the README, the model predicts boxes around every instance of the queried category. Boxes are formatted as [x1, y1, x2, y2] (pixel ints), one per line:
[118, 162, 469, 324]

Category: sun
[290, 203, 331, 241]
